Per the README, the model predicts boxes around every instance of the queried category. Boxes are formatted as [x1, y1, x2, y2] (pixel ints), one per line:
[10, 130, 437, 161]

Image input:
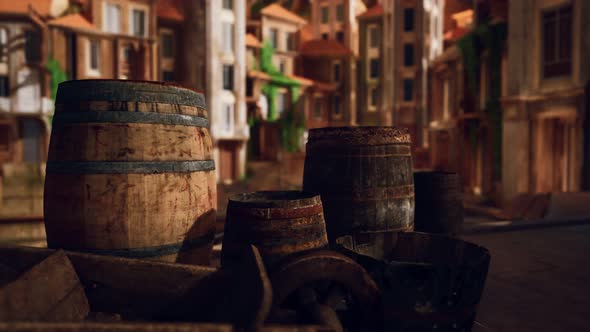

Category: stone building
[502, 0, 590, 201]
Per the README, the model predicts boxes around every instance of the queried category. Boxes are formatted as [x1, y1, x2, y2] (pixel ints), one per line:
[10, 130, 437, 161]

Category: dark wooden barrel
[414, 171, 463, 235]
[44, 80, 216, 265]
[336, 232, 490, 332]
[303, 127, 414, 243]
[221, 191, 328, 269]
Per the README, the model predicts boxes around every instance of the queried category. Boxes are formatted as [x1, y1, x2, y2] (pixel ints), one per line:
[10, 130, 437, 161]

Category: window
[132, 9, 146, 37]
[0, 28, 7, 63]
[25, 30, 41, 63]
[542, 5, 572, 78]
[333, 62, 341, 82]
[161, 32, 174, 58]
[163, 71, 174, 82]
[336, 31, 344, 43]
[286, 32, 296, 51]
[0, 76, 8, 97]
[104, 3, 121, 33]
[223, 23, 234, 52]
[369, 58, 379, 79]
[404, 44, 414, 66]
[333, 95, 341, 115]
[269, 28, 278, 49]
[321, 6, 329, 23]
[321, 33, 329, 40]
[314, 98, 322, 119]
[88, 40, 100, 73]
[368, 26, 378, 48]
[223, 65, 234, 90]
[336, 4, 343, 22]
[223, 103, 234, 133]
[404, 8, 414, 32]
[277, 91, 288, 117]
[279, 60, 286, 74]
[222, 0, 233, 10]
[403, 79, 413, 101]
[370, 87, 378, 108]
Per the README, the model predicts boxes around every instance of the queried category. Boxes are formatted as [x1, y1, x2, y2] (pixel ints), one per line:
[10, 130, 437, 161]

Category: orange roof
[357, 4, 383, 19]
[299, 24, 314, 45]
[0, 0, 51, 17]
[288, 74, 313, 87]
[444, 26, 470, 41]
[248, 70, 271, 80]
[48, 13, 98, 33]
[246, 33, 261, 48]
[312, 81, 338, 92]
[157, 0, 184, 22]
[300, 39, 353, 57]
[260, 3, 307, 25]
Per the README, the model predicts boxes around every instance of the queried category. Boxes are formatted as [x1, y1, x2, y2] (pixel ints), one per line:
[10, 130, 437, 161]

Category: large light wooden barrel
[303, 127, 414, 243]
[221, 191, 328, 270]
[44, 80, 216, 265]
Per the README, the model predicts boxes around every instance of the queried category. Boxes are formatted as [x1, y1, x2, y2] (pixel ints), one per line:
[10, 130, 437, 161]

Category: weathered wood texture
[221, 191, 328, 269]
[337, 232, 490, 332]
[0, 247, 215, 320]
[303, 127, 415, 243]
[44, 80, 216, 265]
[0, 250, 89, 321]
[413, 171, 463, 235]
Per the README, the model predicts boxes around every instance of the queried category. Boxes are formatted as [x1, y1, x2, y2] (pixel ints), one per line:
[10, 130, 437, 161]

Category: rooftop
[48, 13, 98, 33]
[357, 4, 383, 19]
[246, 33, 261, 48]
[260, 3, 307, 25]
[157, 0, 184, 22]
[300, 39, 353, 57]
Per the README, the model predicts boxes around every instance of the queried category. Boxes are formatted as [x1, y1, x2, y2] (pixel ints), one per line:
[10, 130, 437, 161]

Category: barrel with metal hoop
[44, 79, 216, 265]
[221, 191, 328, 270]
[303, 127, 415, 243]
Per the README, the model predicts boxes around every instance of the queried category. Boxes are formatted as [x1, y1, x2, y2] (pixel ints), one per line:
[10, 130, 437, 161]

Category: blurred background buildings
[0, 0, 589, 219]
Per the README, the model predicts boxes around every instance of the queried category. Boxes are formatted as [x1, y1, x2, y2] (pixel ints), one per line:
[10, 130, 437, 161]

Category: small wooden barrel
[414, 171, 463, 235]
[44, 80, 216, 265]
[336, 232, 490, 332]
[221, 191, 328, 269]
[303, 127, 414, 243]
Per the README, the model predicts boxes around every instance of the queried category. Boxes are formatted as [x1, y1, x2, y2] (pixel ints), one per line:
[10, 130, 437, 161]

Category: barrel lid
[228, 191, 321, 208]
[56, 80, 207, 109]
[307, 126, 411, 145]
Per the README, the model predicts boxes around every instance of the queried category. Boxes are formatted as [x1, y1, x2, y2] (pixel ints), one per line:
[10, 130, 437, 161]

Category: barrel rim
[307, 126, 411, 145]
[228, 191, 321, 208]
[56, 79, 206, 108]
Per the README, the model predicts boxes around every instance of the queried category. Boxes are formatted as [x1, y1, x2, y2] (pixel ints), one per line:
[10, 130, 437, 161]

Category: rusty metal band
[317, 185, 415, 201]
[61, 231, 215, 259]
[306, 153, 412, 158]
[53, 111, 209, 127]
[46, 160, 215, 174]
[228, 204, 324, 219]
[57, 80, 207, 108]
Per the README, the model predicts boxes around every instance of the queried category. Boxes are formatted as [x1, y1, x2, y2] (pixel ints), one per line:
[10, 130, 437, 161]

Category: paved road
[462, 224, 590, 331]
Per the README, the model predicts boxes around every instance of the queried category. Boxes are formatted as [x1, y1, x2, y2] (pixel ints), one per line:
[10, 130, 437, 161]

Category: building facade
[502, 0, 590, 201]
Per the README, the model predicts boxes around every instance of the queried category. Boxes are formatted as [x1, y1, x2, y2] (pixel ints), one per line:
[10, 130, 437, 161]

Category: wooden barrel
[414, 171, 463, 235]
[221, 191, 328, 269]
[44, 80, 216, 265]
[336, 232, 490, 332]
[303, 127, 414, 243]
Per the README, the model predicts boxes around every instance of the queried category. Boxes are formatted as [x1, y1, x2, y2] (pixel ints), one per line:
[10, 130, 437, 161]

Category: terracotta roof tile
[246, 33, 261, 48]
[48, 13, 98, 32]
[298, 24, 313, 45]
[300, 39, 353, 57]
[288, 74, 313, 86]
[357, 4, 383, 19]
[0, 0, 52, 17]
[157, 0, 184, 22]
[260, 3, 307, 25]
[248, 70, 271, 80]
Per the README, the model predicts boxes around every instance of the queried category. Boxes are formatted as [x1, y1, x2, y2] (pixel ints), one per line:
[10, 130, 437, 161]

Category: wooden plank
[0, 250, 89, 321]
[0, 322, 233, 332]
